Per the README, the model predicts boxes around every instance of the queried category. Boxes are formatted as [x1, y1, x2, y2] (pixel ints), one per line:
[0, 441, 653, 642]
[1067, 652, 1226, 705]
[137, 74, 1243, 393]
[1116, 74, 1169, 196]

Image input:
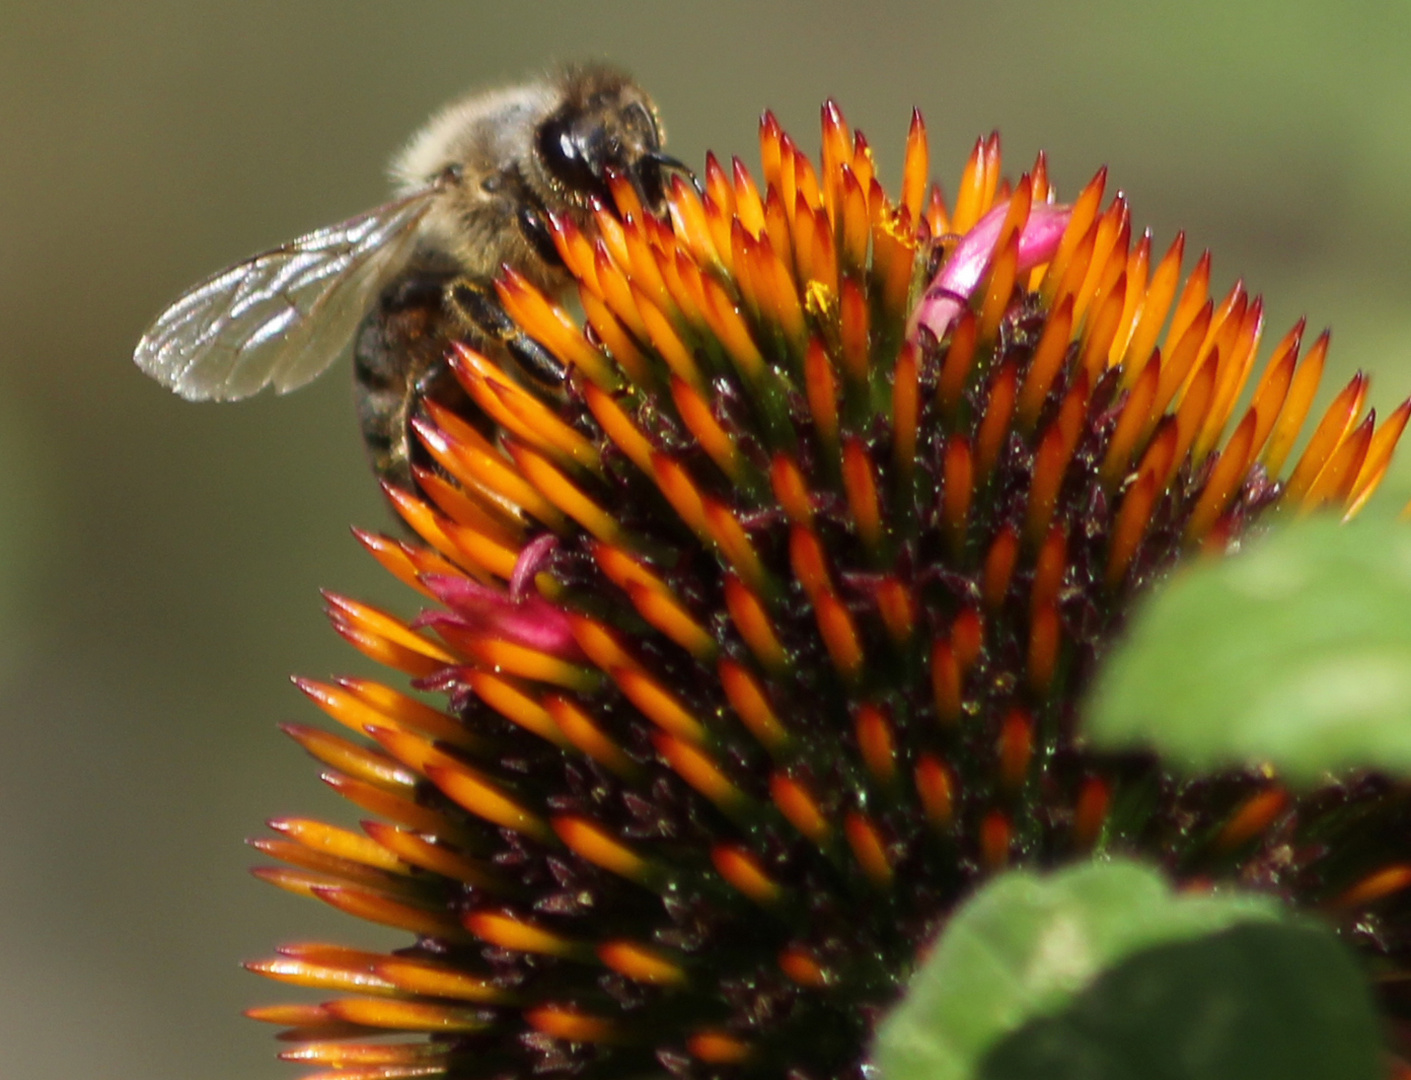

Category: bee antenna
[644, 151, 701, 195]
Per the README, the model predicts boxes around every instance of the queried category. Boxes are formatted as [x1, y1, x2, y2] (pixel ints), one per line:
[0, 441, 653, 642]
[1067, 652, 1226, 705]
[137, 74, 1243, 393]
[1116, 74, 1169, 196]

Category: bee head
[389, 66, 687, 291]
[534, 65, 667, 211]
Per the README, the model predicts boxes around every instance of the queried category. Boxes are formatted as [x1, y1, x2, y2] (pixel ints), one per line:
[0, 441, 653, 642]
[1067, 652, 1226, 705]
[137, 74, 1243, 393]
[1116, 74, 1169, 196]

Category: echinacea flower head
[247, 102, 1411, 1079]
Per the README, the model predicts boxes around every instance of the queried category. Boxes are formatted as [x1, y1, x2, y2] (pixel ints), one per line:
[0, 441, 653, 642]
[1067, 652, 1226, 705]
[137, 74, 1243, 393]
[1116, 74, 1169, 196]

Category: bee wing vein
[133, 188, 438, 402]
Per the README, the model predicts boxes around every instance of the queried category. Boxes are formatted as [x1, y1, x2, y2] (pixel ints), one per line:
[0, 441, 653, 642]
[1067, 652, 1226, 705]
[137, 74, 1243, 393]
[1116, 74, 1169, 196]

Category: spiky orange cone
[248, 102, 1411, 1080]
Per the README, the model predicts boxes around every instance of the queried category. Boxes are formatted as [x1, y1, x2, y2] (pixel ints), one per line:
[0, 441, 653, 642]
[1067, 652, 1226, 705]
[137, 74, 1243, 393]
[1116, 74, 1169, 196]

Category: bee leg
[353, 267, 486, 501]
[354, 272, 454, 494]
[444, 277, 567, 386]
[515, 203, 566, 273]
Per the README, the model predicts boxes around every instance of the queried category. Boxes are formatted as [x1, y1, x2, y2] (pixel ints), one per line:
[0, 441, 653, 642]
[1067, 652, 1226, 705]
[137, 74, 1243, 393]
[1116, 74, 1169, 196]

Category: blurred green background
[2, 2, 1409, 1076]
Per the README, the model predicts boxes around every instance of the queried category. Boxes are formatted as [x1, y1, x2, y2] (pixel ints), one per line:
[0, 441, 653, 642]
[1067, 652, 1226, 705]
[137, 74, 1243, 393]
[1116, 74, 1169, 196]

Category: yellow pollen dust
[804, 279, 838, 320]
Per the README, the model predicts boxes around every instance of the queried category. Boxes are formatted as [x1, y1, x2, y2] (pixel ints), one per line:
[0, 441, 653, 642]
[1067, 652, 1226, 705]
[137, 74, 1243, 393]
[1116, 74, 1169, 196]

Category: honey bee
[134, 64, 684, 492]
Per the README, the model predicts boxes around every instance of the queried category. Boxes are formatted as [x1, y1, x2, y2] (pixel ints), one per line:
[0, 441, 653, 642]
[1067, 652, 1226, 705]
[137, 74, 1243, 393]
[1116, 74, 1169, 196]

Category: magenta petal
[906, 201, 1072, 345]
[1015, 204, 1071, 269]
[937, 202, 1012, 300]
[418, 573, 583, 660]
[420, 573, 503, 612]
[510, 533, 558, 601]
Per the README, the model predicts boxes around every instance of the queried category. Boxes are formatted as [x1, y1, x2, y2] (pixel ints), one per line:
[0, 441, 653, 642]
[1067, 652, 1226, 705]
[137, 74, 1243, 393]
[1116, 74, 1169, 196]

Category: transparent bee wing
[133, 186, 440, 402]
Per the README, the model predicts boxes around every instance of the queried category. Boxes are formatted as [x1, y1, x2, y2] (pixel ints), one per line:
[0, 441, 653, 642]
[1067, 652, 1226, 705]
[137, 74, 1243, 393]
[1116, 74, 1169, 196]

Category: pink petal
[906, 201, 1072, 345]
[416, 574, 584, 660]
[510, 533, 558, 601]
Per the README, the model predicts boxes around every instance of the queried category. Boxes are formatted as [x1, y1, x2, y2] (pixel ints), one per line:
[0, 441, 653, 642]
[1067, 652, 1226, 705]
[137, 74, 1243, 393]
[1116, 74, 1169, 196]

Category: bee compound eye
[535, 110, 611, 201]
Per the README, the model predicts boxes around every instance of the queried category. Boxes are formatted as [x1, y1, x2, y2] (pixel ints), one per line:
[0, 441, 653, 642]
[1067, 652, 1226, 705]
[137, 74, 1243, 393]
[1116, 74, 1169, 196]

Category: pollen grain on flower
[249, 101, 1411, 1079]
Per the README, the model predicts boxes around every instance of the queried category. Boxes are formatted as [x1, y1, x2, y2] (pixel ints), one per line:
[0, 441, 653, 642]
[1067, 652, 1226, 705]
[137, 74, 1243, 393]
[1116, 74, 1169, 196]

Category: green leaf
[873, 859, 1380, 1080]
[1085, 514, 1411, 784]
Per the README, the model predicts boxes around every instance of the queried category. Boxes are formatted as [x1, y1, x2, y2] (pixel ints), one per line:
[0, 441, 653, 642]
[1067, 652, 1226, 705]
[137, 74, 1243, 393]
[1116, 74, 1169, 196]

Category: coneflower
[246, 102, 1411, 1079]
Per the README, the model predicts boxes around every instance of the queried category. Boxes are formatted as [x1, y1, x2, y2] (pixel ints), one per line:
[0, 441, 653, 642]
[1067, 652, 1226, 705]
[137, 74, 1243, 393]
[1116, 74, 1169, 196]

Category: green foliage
[873, 859, 1380, 1080]
[1086, 515, 1411, 784]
